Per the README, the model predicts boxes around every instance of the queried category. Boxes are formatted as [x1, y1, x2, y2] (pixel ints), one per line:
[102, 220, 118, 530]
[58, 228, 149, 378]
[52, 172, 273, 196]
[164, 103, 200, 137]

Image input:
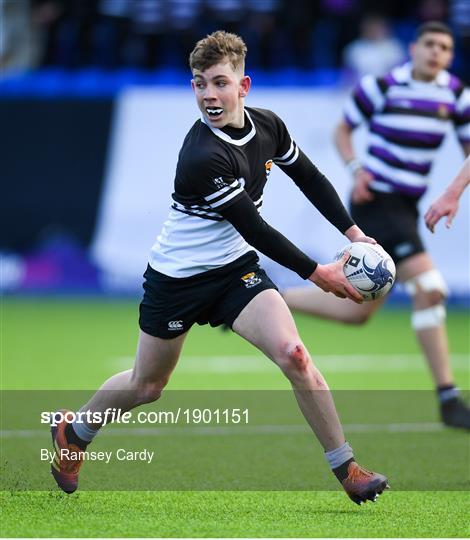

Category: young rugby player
[51, 31, 389, 503]
[284, 22, 470, 429]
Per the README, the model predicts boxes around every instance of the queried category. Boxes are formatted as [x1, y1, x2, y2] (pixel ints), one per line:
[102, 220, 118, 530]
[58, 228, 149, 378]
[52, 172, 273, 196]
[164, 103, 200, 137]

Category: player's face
[410, 32, 453, 81]
[191, 62, 251, 129]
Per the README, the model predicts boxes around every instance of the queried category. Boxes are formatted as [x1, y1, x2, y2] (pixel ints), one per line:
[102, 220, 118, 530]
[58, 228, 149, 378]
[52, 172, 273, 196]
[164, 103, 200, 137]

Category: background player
[283, 21, 470, 429]
[425, 155, 470, 232]
[50, 31, 389, 504]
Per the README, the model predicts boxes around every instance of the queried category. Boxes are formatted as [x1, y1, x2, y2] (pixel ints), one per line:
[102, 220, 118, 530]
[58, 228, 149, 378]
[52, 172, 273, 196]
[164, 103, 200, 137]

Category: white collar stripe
[201, 110, 256, 146]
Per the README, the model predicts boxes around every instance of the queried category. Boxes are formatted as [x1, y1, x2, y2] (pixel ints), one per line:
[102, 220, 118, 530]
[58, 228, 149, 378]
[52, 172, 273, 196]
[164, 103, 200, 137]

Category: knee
[132, 379, 167, 405]
[414, 288, 445, 309]
[411, 295, 446, 331]
[404, 269, 448, 309]
[276, 341, 311, 377]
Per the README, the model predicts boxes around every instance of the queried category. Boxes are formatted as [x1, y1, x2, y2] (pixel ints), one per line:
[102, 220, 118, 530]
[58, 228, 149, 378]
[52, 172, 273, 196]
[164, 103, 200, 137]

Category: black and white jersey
[149, 107, 300, 278]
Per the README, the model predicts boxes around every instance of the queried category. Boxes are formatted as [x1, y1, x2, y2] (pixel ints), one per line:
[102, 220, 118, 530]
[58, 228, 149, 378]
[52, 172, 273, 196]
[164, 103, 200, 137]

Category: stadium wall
[0, 98, 113, 251]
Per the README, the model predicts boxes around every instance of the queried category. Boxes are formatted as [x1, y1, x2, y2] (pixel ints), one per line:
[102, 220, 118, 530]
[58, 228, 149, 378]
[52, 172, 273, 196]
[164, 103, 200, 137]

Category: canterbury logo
[168, 320, 183, 330]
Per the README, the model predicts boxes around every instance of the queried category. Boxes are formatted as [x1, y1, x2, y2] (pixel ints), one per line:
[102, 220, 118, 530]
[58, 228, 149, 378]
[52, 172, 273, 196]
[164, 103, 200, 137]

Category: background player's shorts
[350, 191, 425, 264]
[139, 251, 278, 339]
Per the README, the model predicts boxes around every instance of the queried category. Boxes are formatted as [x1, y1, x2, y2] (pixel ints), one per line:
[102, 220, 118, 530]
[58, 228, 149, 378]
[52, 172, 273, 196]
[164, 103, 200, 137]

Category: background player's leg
[232, 288, 345, 451]
[79, 330, 187, 426]
[397, 251, 469, 428]
[397, 252, 453, 386]
[282, 287, 385, 324]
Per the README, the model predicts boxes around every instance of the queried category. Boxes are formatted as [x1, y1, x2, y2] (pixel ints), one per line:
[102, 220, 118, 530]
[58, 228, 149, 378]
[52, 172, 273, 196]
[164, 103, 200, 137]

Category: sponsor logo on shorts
[395, 242, 413, 258]
[168, 320, 183, 331]
[241, 272, 262, 288]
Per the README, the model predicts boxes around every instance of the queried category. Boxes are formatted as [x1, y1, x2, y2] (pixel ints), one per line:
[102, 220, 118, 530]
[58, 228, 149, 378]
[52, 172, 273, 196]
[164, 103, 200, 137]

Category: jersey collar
[201, 109, 256, 146]
[393, 61, 450, 87]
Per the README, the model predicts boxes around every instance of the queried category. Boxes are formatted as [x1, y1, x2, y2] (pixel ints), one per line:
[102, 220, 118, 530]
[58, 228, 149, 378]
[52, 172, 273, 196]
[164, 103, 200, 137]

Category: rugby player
[50, 31, 389, 502]
[284, 22, 470, 429]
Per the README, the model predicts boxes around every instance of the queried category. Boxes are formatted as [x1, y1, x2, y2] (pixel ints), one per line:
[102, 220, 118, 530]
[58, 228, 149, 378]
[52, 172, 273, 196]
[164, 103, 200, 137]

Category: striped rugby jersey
[149, 107, 299, 278]
[344, 62, 470, 197]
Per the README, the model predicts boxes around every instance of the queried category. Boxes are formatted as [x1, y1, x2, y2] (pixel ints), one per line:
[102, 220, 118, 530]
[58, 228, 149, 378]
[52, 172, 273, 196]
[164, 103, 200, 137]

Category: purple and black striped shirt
[344, 63, 470, 198]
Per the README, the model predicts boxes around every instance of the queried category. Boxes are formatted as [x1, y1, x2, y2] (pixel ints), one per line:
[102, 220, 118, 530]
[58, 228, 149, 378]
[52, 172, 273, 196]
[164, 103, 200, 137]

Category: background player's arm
[220, 194, 363, 302]
[425, 155, 470, 232]
[334, 120, 374, 204]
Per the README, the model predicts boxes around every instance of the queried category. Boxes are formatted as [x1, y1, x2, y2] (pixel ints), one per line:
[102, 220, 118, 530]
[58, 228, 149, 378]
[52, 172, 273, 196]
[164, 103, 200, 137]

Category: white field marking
[0, 422, 444, 439]
[112, 354, 470, 373]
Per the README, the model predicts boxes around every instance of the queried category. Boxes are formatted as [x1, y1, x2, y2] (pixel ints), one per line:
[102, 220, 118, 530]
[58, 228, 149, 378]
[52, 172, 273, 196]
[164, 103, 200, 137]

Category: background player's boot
[50, 410, 83, 493]
[441, 398, 470, 430]
[342, 462, 389, 505]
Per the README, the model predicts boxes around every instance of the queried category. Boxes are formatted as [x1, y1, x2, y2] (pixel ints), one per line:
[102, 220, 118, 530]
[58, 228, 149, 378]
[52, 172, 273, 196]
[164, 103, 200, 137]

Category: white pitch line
[112, 354, 470, 373]
[0, 422, 444, 439]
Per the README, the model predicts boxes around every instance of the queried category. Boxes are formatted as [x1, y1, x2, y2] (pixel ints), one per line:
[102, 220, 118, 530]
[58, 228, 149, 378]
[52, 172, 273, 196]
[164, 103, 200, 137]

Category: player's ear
[239, 75, 251, 98]
[191, 79, 196, 92]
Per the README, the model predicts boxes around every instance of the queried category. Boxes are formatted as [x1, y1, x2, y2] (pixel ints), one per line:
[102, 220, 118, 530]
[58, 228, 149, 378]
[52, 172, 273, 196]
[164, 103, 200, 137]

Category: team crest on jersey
[213, 176, 227, 189]
[265, 160, 273, 179]
[241, 272, 262, 288]
[437, 104, 450, 119]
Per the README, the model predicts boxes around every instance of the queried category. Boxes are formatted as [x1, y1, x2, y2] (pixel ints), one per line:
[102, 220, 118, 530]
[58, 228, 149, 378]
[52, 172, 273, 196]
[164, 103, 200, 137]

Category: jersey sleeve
[454, 87, 470, 144]
[271, 113, 300, 167]
[185, 150, 245, 212]
[343, 74, 386, 129]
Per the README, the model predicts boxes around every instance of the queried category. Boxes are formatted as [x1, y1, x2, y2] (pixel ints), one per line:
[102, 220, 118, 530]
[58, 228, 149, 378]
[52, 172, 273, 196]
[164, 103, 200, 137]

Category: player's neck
[411, 67, 436, 83]
[227, 108, 246, 129]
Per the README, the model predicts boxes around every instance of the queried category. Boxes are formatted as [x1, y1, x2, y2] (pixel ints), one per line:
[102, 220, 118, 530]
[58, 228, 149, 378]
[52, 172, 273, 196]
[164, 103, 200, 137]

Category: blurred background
[1, 0, 469, 299]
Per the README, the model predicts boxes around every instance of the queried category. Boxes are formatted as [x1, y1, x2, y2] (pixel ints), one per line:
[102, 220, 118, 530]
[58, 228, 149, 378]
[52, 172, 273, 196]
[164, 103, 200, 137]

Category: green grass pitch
[1, 298, 469, 538]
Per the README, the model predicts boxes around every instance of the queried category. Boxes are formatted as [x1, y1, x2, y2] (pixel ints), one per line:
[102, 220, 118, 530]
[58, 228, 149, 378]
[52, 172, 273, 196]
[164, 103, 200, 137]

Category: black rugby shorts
[350, 191, 425, 264]
[139, 251, 278, 339]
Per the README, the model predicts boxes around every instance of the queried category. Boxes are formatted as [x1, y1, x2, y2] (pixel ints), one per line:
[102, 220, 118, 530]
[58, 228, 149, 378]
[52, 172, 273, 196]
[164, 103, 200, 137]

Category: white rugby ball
[335, 242, 396, 301]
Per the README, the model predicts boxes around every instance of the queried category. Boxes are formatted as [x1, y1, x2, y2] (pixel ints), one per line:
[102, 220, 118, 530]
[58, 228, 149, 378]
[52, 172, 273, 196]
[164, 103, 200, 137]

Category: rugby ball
[335, 242, 396, 301]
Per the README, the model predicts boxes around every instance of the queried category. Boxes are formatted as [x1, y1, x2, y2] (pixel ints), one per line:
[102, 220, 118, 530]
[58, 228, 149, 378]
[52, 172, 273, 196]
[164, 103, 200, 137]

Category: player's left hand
[424, 192, 459, 233]
[344, 225, 377, 244]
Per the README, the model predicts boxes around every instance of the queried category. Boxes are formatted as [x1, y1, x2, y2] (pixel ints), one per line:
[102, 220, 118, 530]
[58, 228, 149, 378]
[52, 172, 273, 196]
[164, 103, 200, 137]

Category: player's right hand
[308, 252, 363, 304]
[351, 168, 374, 204]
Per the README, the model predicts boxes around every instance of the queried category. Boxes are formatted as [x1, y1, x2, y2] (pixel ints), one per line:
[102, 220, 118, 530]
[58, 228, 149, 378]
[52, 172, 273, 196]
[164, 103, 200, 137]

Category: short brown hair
[189, 31, 247, 73]
[415, 21, 453, 41]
